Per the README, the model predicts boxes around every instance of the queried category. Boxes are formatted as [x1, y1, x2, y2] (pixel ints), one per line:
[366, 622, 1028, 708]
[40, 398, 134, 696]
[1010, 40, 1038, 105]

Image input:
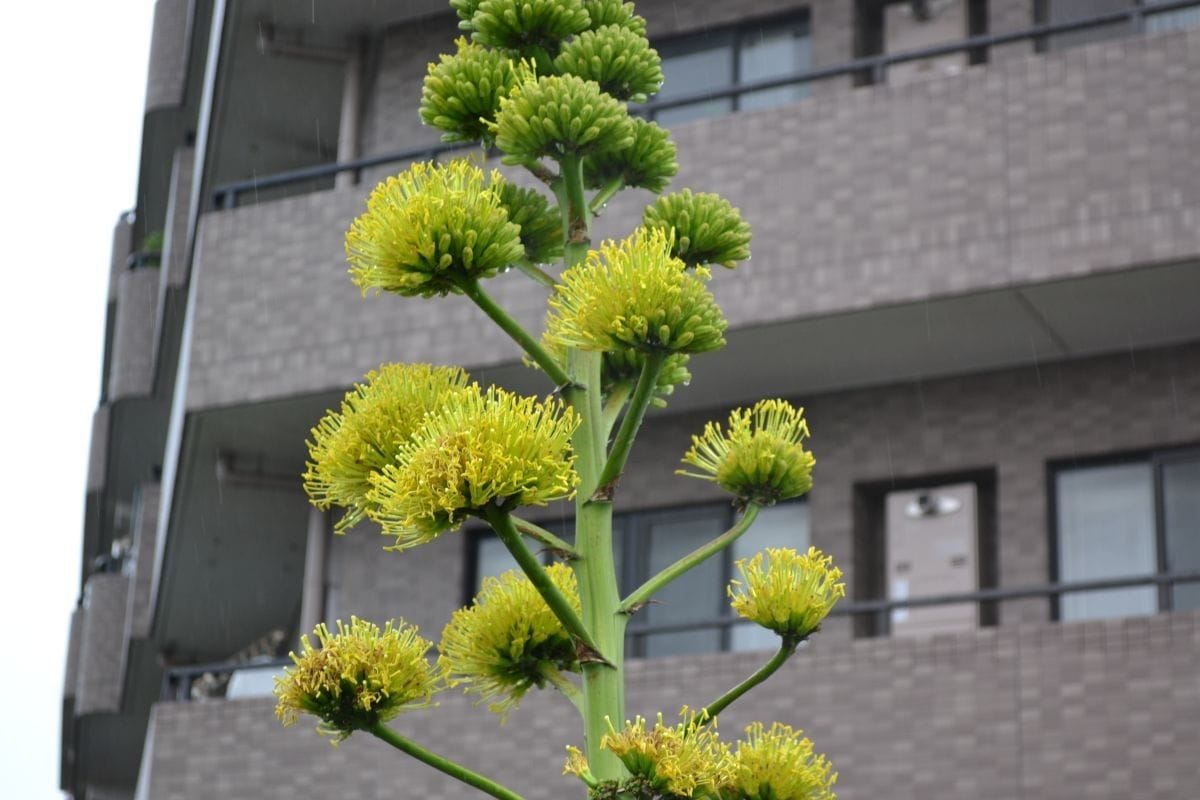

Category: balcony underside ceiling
[153, 258, 1200, 660]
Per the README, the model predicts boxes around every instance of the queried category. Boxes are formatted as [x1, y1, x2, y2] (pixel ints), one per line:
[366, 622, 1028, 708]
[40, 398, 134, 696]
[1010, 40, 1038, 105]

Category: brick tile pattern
[125, 483, 161, 641]
[138, 611, 1200, 800]
[144, 0, 190, 112]
[109, 268, 160, 401]
[185, 27, 1200, 410]
[76, 573, 132, 715]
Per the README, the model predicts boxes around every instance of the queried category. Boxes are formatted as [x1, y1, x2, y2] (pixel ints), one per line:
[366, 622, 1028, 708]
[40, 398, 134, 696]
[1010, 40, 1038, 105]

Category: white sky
[0, 2, 155, 797]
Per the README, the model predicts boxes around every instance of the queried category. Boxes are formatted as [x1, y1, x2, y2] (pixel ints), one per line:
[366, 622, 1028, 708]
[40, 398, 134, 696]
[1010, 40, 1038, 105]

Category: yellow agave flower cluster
[729, 547, 846, 643]
[439, 563, 582, 718]
[679, 399, 816, 506]
[565, 712, 837, 800]
[303, 363, 579, 545]
[274, 617, 440, 742]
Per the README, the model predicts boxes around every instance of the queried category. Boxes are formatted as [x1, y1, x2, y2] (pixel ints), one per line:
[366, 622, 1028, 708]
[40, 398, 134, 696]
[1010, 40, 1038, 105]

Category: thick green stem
[620, 504, 761, 614]
[594, 352, 666, 498]
[699, 639, 796, 723]
[569, 349, 627, 781]
[542, 667, 585, 716]
[589, 177, 624, 214]
[485, 506, 604, 659]
[369, 723, 526, 800]
[512, 515, 578, 558]
[459, 278, 572, 389]
[560, 155, 591, 265]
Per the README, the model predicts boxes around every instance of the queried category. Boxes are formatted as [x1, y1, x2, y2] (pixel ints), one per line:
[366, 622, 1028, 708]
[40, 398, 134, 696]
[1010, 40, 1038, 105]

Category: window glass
[475, 535, 520, 591]
[1146, 2, 1200, 34]
[730, 503, 811, 651]
[656, 39, 734, 127]
[739, 21, 812, 111]
[640, 512, 727, 657]
[1163, 458, 1200, 611]
[1056, 463, 1157, 620]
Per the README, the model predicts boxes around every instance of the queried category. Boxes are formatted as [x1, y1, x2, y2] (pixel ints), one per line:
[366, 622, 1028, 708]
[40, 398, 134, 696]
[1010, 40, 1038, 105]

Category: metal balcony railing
[208, 0, 1198, 209]
[160, 568, 1200, 702]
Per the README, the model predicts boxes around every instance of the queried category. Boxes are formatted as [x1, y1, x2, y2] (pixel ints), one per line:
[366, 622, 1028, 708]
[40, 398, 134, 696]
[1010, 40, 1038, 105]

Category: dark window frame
[1046, 443, 1200, 621]
[464, 498, 812, 657]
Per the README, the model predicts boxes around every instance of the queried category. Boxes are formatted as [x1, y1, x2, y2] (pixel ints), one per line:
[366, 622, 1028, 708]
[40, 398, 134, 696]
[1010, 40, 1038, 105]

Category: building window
[650, 13, 811, 127]
[1053, 449, 1200, 621]
[469, 501, 811, 657]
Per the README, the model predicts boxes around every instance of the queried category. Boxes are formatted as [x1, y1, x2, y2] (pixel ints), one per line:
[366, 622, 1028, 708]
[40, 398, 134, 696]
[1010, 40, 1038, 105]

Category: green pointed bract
[582, 0, 646, 34]
[643, 189, 752, 269]
[346, 160, 524, 298]
[583, 117, 677, 193]
[421, 38, 516, 145]
[545, 227, 727, 355]
[469, 0, 591, 56]
[493, 72, 634, 162]
[553, 24, 662, 102]
[492, 178, 564, 264]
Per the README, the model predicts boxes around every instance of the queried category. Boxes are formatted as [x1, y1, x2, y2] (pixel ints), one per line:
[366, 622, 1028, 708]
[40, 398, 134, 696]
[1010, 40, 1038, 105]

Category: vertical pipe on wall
[299, 507, 330, 637]
[335, 42, 363, 189]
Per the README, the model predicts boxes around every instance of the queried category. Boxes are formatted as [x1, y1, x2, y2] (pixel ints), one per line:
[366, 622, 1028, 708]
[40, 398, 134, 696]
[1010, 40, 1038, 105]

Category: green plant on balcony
[276, 2, 844, 798]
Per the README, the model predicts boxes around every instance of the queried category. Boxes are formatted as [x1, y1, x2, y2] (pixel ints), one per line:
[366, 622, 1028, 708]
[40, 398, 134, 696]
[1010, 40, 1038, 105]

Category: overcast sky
[0, 3, 155, 797]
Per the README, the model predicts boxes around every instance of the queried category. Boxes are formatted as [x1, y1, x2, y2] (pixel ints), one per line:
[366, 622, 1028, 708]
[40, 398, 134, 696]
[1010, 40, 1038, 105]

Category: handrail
[208, 0, 1198, 209]
[623, 569, 1200, 637]
[161, 570, 1200, 700]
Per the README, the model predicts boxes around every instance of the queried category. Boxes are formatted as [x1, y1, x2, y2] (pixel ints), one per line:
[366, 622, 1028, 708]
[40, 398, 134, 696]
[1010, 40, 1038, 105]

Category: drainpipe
[299, 507, 330, 636]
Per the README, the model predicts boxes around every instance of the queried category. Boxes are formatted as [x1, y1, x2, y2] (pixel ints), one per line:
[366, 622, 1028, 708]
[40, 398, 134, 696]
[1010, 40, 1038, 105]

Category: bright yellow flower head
[601, 711, 732, 798]
[369, 387, 580, 548]
[678, 399, 815, 505]
[303, 363, 472, 534]
[545, 227, 727, 355]
[274, 617, 441, 742]
[728, 547, 845, 643]
[726, 722, 838, 800]
[439, 563, 582, 719]
[346, 159, 524, 298]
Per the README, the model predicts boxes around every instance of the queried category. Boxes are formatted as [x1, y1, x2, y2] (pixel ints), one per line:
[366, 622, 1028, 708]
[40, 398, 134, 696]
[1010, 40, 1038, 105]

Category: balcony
[138, 608, 1200, 800]
[182, 20, 1200, 413]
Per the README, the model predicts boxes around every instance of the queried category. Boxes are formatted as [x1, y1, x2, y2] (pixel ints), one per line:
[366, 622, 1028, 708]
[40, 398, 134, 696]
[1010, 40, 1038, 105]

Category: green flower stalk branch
[276, 1, 846, 797]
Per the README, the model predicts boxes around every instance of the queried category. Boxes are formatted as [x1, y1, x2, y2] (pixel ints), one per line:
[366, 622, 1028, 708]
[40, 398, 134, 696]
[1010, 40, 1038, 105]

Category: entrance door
[885, 482, 978, 636]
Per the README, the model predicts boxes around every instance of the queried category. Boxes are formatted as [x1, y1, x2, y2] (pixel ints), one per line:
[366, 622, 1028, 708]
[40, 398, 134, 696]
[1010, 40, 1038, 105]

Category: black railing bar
[212, 140, 472, 205]
[639, 0, 1200, 114]
[625, 570, 1200, 636]
[209, 1, 1198, 206]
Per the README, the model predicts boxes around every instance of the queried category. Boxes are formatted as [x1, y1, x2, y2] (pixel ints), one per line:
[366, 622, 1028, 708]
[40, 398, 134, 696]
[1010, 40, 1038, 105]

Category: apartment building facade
[63, 1, 1200, 798]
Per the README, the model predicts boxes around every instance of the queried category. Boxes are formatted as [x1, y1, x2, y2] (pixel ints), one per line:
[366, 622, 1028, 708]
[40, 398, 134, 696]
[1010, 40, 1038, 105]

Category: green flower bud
[553, 25, 662, 102]
[420, 38, 516, 145]
[678, 399, 814, 505]
[346, 160, 524, 298]
[605, 348, 691, 408]
[582, 0, 646, 35]
[583, 117, 677, 193]
[439, 563, 582, 719]
[643, 189, 752, 269]
[546, 227, 727, 355]
[493, 73, 634, 162]
[492, 178, 564, 264]
[450, 0, 485, 27]
[469, 0, 590, 56]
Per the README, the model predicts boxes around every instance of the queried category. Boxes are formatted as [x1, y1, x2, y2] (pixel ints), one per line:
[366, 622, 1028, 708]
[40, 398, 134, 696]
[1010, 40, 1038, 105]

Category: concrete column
[335, 44, 364, 190]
